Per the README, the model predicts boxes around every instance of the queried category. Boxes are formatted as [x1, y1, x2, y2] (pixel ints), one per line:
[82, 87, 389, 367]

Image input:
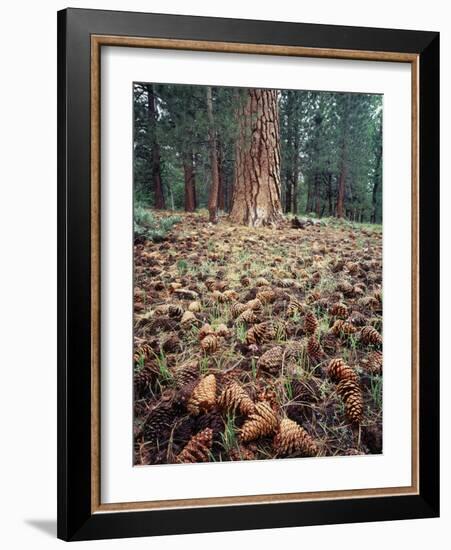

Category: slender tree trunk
[371, 142, 382, 223]
[315, 172, 321, 217]
[306, 175, 314, 213]
[285, 178, 292, 214]
[206, 87, 220, 223]
[336, 96, 351, 219]
[229, 89, 283, 226]
[327, 172, 333, 215]
[217, 139, 225, 211]
[292, 131, 299, 215]
[183, 152, 196, 212]
[292, 176, 298, 215]
[146, 84, 165, 209]
[337, 165, 346, 218]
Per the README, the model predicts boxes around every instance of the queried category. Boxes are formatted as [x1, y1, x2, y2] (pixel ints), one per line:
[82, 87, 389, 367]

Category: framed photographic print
[57, 8, 439, 541]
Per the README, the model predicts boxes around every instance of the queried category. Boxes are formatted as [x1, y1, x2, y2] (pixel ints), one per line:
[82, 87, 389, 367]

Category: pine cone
[257, 346, 285, 374]
[256, 277, 271, 286]
[180, 310, 197, 327]
[196, 409, 225, 439]
[236, 308, 258, 325]
[187, 374, 217, 415]
[153, 304, 170, 316]
[362, 350, 383, 374]
[256, 289, 277, 304]
[331, 259, 345, 273]
[327, 358, 359, 383]
[337, 379, 364, 424]
[173, 361, 199, 387]
[188, 301, 201, 312]
[229, 445, 256, 461]
[231, 302, 248, 318]
[133, 343, 153, 364]
[273, 418, 318, 457]
[168, 304, 184, 319]
[201, 333, 219, 353]
[337, 280, 354, 296]
[360, 326, 382, 346]
[321, 331, 338, 355]
[205, 278, 216, 291]
[347, 311, 367, 327]
[216, 280, 228, 292]
[329, 302, 348, 318]
[219, 381, 255, 416]
[304, 311, 319, 335]
[245, 322, 274, 345]
[290, 377, 320, 403]
[161, 333, 180, 353]
[223, 289, 239, 301]
[306, 291, 321, 305]
[199, 323, 214, 340]
[240, 402, 279, 442]
[212, 290, 229, 303]
[306, 336, 324, 364]
[359, 296, 380, 311]
[373, 289, 383, 303]
[245, 298, 263, 312]
[176, 428, 213, 463]
[133, 364, 156, 395]
[287, 299, 305, 316]
[331, 319, 357, 336]
[144, 399, 175, 443]
[240, 275, 251, 287]
[215, 323, 230, 338]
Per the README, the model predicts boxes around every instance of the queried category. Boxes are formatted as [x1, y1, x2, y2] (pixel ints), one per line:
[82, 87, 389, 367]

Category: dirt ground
[133, 211, 383, 465]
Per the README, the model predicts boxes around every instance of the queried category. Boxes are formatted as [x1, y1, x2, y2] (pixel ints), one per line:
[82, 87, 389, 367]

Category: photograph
[132, 83, 384, 466]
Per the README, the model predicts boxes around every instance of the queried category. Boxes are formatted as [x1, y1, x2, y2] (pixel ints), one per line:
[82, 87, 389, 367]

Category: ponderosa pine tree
[229, 89, 283, 226]
[206, 86, 220, 223]
[145, 84, 165, 209]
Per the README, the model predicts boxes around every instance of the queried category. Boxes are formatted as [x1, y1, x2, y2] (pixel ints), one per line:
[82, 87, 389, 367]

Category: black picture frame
[57, 7, 439, 541]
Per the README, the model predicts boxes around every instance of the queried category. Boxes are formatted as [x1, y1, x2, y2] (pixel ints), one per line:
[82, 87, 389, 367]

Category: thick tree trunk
[146, 84, 165, 209]
[206, 87, 220, 223]
[229, 89, 283, 227]
[183, 152, 196, 212]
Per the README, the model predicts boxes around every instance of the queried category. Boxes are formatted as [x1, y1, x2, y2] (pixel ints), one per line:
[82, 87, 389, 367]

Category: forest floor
[133, 210, 383, 465]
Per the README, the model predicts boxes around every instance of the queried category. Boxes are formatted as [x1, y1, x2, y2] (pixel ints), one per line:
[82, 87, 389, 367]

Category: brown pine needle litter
[133, 212, 382, 465]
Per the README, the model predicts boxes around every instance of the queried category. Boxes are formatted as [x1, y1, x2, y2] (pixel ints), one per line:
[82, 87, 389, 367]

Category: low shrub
[134, 206, 180, 242]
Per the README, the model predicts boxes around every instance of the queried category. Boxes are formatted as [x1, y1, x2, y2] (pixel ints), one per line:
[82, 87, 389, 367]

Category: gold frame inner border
[90, 34, 419, 514]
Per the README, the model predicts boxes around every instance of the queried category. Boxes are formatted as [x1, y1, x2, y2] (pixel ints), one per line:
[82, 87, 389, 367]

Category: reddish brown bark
[337, 165, 346, 218]
[229, 89, 283, 227]
[217, 140, 226, 211]
[206, 87, 220, 223]
[315, 173, 322, 218]
[336, 96, 351, 219]
[183, 152, 196, 212]
[146, 84, 165, 209]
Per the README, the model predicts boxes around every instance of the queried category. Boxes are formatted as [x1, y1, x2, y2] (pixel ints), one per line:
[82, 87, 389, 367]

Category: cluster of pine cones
[133, 214, 383, 464]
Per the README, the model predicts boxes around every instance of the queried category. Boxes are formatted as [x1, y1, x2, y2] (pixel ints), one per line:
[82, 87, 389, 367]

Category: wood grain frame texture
[90, 36, 419, 512]
[58, 8, 439, 541]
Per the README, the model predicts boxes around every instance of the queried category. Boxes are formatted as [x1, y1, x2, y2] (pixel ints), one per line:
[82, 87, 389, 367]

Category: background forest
[133, 83, 382, 224]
